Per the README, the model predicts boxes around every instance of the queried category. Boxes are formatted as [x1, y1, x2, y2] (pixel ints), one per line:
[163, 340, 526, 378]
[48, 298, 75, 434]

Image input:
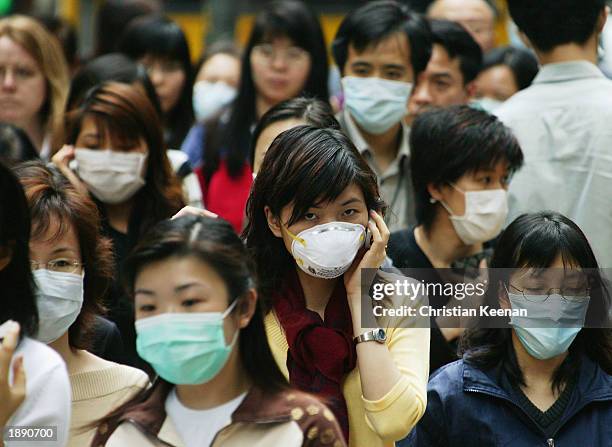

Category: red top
[195, 160, 252, 233]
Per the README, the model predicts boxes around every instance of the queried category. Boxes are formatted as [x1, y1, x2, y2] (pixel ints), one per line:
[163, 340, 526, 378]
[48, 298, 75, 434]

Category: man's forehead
[430, 0, 494, 21]
[349, 32, 410, 58]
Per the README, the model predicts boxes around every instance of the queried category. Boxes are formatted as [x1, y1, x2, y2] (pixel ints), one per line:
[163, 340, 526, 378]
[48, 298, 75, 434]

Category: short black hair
[249, 97, 340, 167]
[410, 105, 524, 230]
[508, 0, 606, 52]
[332, 0, 432, 79]
[481, 46, 539, 91]
[430, 19, 483, 84]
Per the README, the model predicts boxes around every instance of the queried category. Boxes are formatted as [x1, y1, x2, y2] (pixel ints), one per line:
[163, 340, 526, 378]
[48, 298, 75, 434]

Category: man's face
[343, 31, 414, 83]
[408, 44, 474, 119]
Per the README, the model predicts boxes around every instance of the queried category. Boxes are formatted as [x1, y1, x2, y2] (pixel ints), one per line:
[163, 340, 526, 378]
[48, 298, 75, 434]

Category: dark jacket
[401, 356, 612, 447]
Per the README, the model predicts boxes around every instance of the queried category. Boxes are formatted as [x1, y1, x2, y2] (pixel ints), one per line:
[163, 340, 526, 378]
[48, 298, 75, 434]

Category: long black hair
[460, 211, 612, 391]
[203, 0, 329, 181]
[0, 161, 38, 337]
[118, 16, 194, 149]
[243, 126, 385, 311]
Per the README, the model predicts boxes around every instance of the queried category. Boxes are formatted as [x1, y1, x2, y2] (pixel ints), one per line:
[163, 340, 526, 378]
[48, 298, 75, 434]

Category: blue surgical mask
[135, 300, 239, 384]
[507, 292, 590, 360]
[342, 76, 412, 135]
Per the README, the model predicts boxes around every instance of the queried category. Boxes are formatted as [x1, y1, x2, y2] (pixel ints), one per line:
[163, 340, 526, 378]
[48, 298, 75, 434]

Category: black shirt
[388, 227, 460, 374]
[103, 221, 151, 374]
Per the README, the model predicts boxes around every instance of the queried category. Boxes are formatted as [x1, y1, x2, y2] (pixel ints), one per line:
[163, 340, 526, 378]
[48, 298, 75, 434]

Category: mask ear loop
[222, 298, 242, 349]
[282, 223, 306, 246]
[431, 182, 466, 218]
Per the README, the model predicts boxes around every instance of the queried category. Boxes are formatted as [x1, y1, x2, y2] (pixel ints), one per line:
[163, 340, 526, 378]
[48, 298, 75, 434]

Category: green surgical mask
[135, 300, 239, 384]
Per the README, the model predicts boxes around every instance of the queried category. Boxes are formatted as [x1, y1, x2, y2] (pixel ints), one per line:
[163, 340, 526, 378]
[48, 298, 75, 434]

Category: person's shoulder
[428, 359, 465, 395]
[388, 227, 428, 269]
[494, 87, 538, 120]
[84, 358, 150, 389]
[16, 337, 65, 374]
[272, 389, 345, 444]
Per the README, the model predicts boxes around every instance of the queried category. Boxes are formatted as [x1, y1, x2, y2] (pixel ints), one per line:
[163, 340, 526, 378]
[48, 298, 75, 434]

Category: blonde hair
[0, 15, 69, 153]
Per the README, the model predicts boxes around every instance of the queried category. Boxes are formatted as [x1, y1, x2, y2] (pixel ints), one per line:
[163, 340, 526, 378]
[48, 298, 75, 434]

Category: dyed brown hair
[15, 161, 114, 350]
[243, 125, 385, 311]
[66, 82, 184, 237]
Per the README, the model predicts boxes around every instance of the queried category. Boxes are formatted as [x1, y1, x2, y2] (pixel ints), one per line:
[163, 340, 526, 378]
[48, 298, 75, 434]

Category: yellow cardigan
[264, 308, 430, 447]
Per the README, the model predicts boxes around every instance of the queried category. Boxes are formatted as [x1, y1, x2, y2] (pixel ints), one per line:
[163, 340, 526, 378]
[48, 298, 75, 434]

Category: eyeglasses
[507, 283, 590, 303]
[30, 259, 84, 274]
[252, 44, 309, 64]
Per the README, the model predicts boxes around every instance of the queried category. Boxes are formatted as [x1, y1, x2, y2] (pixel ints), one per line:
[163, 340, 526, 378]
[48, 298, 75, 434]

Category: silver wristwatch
[354, 328, 387, 344]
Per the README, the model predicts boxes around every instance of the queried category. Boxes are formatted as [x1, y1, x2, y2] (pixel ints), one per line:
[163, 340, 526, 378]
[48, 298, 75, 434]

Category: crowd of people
[1, 0, 611, 446]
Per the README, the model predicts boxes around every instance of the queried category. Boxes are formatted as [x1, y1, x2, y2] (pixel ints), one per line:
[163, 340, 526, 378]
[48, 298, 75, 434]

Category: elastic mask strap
[222, 299, 241, 349]
[282, 223, 306, 246]
[221, 298, 239, 319]
[438, 182, 465, 218]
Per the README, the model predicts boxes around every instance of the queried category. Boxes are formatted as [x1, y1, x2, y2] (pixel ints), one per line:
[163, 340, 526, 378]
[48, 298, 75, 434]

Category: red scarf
[273, 270, 357, 442]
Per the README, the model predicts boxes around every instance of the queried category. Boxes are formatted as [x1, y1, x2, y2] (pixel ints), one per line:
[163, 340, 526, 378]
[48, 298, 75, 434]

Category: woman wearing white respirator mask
[244, 126, 430, 446]
[52, 82, 184, 370]
[408, 211, 612, 447]
[192, 41, 241, 124]
[93, 215, 345, 447]
[15, 162, 149, 447]
[387, 106, 524, 373]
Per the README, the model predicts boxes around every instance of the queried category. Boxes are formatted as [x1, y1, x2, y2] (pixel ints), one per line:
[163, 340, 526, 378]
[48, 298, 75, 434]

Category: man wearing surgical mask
[332, 0, 433, 232]
[387, 106, 524, 374]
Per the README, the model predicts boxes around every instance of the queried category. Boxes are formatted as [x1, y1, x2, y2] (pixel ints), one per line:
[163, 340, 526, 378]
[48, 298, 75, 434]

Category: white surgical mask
[342, 76, 412, 135]
[33, 269, 84, 344]
[439, 185, 508, 245]
[74, 148, 147, 204]
[193, 80, 237, 123]
[286, 222, 365, 279]
[471, 97, 504, 114]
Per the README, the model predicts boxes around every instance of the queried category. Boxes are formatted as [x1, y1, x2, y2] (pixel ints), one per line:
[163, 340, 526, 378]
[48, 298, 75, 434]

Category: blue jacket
[401, 356, 612, 447]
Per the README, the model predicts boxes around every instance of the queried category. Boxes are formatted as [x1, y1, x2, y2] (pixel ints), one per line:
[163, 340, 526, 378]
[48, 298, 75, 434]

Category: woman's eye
[303, 213, 317, 221]
[182, 298, 202, 308]
[343, 209, 358, 217]
[480, 176, 492, 185]
[139, 304, 156, 312]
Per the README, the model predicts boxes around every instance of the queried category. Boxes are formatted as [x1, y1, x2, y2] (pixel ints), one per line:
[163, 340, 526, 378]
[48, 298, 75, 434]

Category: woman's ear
[238, 289, 258, 329]
[264, 206, 283, 238]
[0, 244, 13, 271]
[427, 183, 445, 203]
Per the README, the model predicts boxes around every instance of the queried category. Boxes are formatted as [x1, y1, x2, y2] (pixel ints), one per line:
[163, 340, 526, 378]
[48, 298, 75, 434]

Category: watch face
[376, 328, 387, 342]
